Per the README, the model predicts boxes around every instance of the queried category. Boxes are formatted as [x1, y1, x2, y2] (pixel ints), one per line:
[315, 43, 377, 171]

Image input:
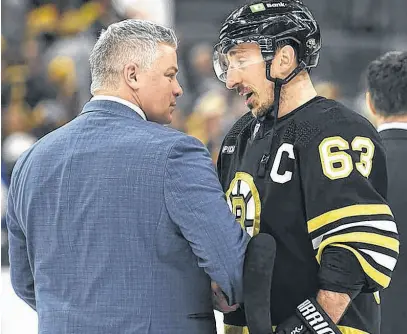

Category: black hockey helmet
[213, 0, 321, 83]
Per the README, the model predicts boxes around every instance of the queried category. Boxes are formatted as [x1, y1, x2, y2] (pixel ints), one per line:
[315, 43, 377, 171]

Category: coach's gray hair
[89, 19, 178, 94]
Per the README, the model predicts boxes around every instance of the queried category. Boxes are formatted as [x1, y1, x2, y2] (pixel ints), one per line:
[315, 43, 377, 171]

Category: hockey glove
[275, 298, 341, 334]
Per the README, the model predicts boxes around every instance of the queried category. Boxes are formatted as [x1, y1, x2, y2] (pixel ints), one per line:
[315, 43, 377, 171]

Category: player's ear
[275, 45, 296, 78]
[365, 91, 377, 116]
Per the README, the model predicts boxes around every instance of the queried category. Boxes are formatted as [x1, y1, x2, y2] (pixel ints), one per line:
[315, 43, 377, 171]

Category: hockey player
[213, 1, 399, 333]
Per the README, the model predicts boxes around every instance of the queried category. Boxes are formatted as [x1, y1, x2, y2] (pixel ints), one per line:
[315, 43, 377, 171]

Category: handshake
[213, 296, 341, 334]
[213, 234, 341, 334]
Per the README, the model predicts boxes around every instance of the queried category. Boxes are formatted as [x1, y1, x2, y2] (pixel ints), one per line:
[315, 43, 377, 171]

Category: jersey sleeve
[299, 117, 399, 292]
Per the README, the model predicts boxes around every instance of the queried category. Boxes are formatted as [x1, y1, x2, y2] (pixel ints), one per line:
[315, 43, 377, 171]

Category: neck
[375, 114, 407, 126]
[278, 74, 317, 118]
[93, 89, 141, 109]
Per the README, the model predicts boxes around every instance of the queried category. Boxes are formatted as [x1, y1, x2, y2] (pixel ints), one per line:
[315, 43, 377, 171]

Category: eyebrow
[166, 66, 179, 73]
[228, 49, 247, 57]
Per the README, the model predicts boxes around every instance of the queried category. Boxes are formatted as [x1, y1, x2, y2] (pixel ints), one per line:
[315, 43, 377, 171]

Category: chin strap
[255, 60, 307, 179]
[264, 60, 307, 121]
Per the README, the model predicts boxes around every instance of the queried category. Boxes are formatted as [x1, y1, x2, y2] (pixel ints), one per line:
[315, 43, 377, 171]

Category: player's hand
[275, 298, 341, 334]
[211, 281, 240, 313]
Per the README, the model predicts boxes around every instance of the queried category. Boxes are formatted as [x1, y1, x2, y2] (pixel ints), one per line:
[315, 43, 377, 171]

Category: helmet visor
[213, 37, 274, 82]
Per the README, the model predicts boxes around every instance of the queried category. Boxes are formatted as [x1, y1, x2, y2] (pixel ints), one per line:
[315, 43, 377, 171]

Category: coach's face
[129, 43, 183, 124]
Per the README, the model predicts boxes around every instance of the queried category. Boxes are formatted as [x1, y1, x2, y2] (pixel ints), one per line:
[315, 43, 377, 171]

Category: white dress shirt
[377, 122, 407, 132]
[91, 95, 147, 121]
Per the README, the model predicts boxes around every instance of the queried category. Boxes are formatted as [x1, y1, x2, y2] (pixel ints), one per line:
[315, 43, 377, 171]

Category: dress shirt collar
[377, 122, 407, 132]
[91, 95, 147, 121]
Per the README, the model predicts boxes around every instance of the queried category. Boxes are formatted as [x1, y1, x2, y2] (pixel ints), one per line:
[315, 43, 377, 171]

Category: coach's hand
[211, 281, 240, 313]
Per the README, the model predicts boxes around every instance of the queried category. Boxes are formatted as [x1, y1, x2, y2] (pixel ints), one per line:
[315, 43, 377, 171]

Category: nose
[225, 68, 242, 90]
[174, 79, 183, 97]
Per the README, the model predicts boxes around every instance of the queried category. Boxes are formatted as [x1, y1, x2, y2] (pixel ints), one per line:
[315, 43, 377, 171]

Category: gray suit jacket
[6, 99, 249, 334]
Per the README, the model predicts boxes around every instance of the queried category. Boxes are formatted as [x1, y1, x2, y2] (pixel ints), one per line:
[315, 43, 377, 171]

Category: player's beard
[250, 93, 274, 118]
[250, 82, 286, 118]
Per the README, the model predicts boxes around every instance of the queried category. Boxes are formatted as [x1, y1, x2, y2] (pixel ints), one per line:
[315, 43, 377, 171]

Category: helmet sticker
[306, 38, 316, 48]
[250, 3, 266, 13]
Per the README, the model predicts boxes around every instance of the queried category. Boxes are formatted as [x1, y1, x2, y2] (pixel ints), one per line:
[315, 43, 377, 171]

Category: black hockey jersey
[217, 97, 399, 334]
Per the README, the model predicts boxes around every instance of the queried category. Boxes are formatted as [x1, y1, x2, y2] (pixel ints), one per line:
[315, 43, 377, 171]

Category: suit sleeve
[6, 186, 36, 310]
[218, 147, 249, 333]
[164, 135, 250, 305]
[300, 119, 399, 293]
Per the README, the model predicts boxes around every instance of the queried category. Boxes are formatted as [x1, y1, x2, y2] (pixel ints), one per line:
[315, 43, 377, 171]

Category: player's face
[136, 44, 183, 124]
[225, 43, 274, 117]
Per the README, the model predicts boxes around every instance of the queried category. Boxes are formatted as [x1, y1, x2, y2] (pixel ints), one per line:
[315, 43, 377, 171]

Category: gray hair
[89, 19, 178, 94]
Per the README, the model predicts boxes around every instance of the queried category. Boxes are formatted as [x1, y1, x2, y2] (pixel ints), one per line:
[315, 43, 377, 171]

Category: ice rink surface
[1, 268, 225, 334]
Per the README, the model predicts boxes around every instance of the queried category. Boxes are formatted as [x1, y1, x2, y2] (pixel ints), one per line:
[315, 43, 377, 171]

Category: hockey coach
[6, 19, 249, 334]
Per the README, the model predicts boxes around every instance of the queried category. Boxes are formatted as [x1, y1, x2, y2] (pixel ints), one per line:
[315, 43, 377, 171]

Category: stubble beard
[250, 96, 274, 118]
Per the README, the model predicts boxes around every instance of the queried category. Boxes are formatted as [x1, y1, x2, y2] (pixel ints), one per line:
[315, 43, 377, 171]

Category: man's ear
[124, 63, 141, 90]
[365, 91, 377, 116]
[274, 45, 297, 78]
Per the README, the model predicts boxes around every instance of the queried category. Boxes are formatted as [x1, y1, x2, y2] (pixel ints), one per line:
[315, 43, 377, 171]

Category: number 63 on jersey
[319, 136, 375, 180]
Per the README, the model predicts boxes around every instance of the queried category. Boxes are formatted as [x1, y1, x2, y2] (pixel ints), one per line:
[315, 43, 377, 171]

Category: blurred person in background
[6, 19, 249, 334]
[214, 1, 399, 333]
[365, 50, 407, 334]
[45, 55, 80, 121]
[186, 90, 228, 162]
[189, 43, 225, 99]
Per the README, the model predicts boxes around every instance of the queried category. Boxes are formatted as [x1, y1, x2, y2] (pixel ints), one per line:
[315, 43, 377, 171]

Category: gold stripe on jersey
[326, 243, 391, 287]
[316, 232, 399, 288]
[307, 204, 393, 234]
[316, 232, 399, 256]
[224, 324, 247, 334]
[337, 326, 369, 334]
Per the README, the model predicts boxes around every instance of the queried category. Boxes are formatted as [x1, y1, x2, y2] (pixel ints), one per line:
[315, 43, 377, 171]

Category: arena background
[1, 0, 407, 332]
